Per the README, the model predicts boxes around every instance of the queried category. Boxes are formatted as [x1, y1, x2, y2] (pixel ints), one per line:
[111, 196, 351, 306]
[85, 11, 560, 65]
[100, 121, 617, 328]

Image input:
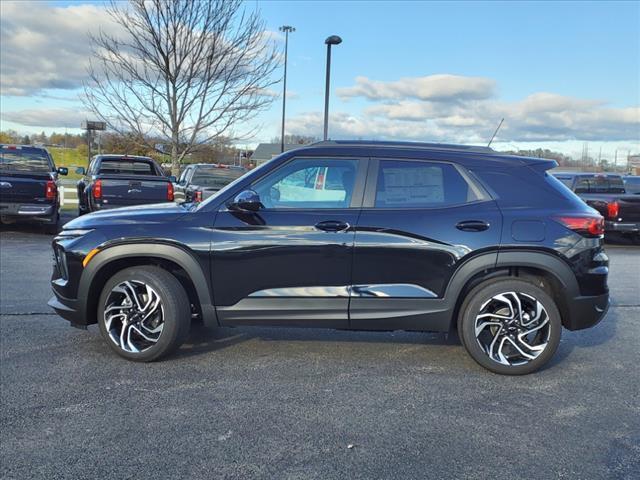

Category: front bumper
[48, 295, 84, 326]
[605, 220, 640, 234]
[563, 292, 610, 331]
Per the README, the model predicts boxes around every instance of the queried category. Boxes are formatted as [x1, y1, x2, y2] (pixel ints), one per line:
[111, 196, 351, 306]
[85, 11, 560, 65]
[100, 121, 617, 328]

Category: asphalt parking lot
[1, 223, 639, 479]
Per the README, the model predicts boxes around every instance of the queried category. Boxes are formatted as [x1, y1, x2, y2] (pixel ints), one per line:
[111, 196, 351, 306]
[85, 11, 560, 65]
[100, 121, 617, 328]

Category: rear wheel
[458, 278, 562, 375]
[98, 266, 190, 362]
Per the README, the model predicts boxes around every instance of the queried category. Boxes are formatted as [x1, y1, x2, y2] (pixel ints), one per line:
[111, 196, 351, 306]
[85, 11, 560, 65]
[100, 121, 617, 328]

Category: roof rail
[310, 140, 494, 153]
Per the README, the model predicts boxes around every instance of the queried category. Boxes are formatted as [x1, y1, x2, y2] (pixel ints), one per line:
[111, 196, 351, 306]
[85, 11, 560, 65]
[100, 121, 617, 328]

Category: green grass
[49, 147, 88, 180]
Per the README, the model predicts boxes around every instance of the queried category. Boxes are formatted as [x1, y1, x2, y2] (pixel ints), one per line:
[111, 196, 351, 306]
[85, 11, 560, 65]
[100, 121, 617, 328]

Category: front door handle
[456, 220, 490, 232]
[315, 220, 350, 232]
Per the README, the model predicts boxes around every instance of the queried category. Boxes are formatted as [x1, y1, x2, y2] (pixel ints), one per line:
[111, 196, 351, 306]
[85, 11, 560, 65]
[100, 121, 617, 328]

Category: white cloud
[289, 75, 640, 146]
[0, 1, 121, 96]
[337, 74, 496, 101]
[1, 108, 93, 128]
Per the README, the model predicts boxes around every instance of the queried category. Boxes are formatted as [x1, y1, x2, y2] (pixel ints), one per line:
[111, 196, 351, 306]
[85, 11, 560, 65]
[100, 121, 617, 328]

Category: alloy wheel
[474, 291, 551, 366]
[103, 280, 164, 353]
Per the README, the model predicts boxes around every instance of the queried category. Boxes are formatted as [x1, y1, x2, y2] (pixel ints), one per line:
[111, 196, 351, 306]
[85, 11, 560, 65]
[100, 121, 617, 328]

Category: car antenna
[487, 118, 504, 147]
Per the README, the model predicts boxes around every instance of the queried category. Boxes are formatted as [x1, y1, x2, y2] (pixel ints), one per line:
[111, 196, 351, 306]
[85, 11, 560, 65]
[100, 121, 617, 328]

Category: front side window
[375, 160, 480, 208]
[253, 158, 359, 209]
[178, 167, 191, 184]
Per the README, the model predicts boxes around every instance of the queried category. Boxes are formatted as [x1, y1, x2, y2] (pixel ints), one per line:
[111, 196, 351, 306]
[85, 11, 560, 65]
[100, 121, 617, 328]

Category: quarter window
[253, 158, 359, 209]
[375, 160, 480, 208]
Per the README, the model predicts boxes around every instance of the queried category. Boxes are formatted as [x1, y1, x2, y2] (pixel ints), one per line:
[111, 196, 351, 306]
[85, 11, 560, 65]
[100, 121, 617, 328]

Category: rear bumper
[563, 292, 610, 331]
[605, 220, 639, 234]
[0, 202, 56, 220]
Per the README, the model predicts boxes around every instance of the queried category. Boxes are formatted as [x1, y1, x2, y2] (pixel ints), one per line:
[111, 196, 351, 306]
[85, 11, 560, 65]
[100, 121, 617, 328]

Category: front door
[211, 156, 367, 328]
[350, 157, 502, 331]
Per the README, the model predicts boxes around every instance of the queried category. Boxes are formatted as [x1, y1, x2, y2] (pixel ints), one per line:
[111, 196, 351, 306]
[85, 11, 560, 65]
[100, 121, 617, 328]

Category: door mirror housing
[230, 190, 263, 212]
[75, 167, 86, 175]
[57, 167, 68, 176]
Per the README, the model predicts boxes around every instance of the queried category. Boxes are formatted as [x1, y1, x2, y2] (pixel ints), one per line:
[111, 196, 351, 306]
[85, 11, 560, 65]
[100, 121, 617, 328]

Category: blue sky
[1, 0, 638, 159]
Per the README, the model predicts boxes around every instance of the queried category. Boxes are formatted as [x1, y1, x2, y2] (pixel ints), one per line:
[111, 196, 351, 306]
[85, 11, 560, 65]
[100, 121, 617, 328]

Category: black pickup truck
[0, 144, 68, 233]
[77, 155, 176, 215]
[174, 163, 246, 203]
[553, 172, 640, 242]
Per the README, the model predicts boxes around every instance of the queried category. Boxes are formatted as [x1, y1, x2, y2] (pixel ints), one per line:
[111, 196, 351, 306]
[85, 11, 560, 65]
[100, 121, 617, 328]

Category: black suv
[49, 141, 609, 374]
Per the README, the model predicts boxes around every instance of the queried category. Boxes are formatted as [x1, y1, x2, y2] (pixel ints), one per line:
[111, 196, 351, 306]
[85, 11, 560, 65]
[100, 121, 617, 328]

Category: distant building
[252, 143, 303, 164]
[628, 155, 640, 175]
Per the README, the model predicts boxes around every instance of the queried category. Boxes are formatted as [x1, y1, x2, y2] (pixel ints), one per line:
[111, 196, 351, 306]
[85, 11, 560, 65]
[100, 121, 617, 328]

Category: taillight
[93, 179, 102, 199]
[45, 180, 56, 200]
[195, 190, 203, 202]
[553, 215, 604, 237]
[607, 201, 619, 219]
[167, 182, 174, 201]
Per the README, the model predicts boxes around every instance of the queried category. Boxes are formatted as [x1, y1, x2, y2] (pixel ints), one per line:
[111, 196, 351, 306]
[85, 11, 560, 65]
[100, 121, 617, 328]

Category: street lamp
[323, 35, 342, 141]
[279, 25, 295, 153]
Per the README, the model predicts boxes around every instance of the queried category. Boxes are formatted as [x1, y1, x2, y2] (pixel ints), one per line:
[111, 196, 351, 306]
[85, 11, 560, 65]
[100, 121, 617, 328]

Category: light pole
[279, 25, 295, 153]
[323, 35, 342, 141]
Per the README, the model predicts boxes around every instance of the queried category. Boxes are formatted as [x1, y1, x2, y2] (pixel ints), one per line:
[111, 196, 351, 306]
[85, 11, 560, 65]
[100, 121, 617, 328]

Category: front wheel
[98, 266, 190, 362]
[458, 279, 562, 375]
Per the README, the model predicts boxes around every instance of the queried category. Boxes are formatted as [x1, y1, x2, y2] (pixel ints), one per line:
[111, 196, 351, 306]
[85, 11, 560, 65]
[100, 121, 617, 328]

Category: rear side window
[374, 160, 481, 208]
[99, 160, 154, 175]
[0, 148, 51, 173]
[574, 175, 625, 194]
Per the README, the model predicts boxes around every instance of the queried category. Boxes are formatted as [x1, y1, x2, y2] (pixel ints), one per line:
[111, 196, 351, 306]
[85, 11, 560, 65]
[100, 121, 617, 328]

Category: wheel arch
[446, 249, 579, 330]
[78, 242, 216, 327]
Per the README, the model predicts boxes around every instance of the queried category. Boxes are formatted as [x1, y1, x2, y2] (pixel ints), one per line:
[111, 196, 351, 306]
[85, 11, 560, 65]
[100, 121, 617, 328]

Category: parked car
[76, 155, 176, 215]
[623, 175, 640, 195]
[50, 141, 609, 375]
[0, 144, 68, 233]
[552, 172, 640, 242]
[174, 163, 246, 203]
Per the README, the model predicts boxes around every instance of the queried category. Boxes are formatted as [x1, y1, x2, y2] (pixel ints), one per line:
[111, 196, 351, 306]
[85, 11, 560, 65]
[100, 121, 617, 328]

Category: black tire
[98, 266, 190, 362]
[44, 213, 60, 235]
[458, 278, 562, 375]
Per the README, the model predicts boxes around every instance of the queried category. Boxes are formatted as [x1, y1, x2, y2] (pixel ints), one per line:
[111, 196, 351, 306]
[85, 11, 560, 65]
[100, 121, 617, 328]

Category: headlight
[58, 229, 94, 237]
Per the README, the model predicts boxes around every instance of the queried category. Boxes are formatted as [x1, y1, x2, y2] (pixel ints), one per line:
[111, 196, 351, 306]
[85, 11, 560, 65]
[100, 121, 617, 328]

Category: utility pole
[323, 35, 342, 141]
[279, 25, 295, 153]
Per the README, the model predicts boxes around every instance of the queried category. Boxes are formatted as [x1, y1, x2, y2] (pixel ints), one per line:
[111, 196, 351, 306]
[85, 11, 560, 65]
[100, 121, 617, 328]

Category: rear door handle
[315, 220, 350, 232]
[456, 220, 490, 232]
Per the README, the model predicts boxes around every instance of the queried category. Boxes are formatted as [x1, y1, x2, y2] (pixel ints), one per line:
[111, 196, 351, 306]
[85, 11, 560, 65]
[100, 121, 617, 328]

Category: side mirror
[168, 175, 177, 183]
[75, 167, 86, 175]
[57, 167, 68, 176]
[230, 190, 262, 212]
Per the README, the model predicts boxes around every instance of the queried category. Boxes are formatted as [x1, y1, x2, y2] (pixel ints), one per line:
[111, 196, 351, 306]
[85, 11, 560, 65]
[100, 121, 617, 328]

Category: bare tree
[84, 0, 279, 175]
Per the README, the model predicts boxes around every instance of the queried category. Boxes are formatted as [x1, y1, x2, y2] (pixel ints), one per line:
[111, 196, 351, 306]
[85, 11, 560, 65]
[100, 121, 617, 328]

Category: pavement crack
[1, 312, 57, 316]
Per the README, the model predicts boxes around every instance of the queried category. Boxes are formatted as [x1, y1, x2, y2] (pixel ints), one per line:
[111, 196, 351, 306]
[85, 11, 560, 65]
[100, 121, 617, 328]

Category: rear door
[350, 157, 502, 331]
[211, 156, 367, 327]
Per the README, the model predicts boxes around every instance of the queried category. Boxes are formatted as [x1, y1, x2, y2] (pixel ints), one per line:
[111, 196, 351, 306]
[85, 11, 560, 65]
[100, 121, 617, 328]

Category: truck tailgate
[99, 175, 170, 206]
[0, 172, 51, 203]
[618, 196, 640, 222]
